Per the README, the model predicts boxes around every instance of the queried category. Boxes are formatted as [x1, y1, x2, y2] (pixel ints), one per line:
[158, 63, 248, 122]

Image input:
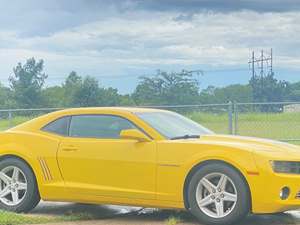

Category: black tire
[187, 162, 250, 225]
[0, 157, 40, 212]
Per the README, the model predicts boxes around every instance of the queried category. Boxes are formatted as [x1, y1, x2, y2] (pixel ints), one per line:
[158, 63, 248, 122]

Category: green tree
[0, 84, 14, 109]
[200, 84, 253, 104]
[98, 87, 121, 106]
[119, 94, 136, 106]
[9, 58, 47, 108]
[132, 71, 199, 105]
[287, 81, 300, 101]
[62, 72, 126, 107]
[74, 76, 99, 107]
[249, 73, 291, 111]
[42, 86, 65, 107]
[63, 71, 82, 107]
[249, 73, 290, 103]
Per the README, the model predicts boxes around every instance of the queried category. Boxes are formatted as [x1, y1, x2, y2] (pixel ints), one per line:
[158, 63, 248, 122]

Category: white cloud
[0, 9, 300, 88]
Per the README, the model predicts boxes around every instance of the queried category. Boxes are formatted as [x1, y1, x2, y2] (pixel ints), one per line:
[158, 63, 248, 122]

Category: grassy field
[0, 116, 33, 131]
[0, 210, 96, 225]
[188, 111, 300, 142]
[1, 111, 300, 142]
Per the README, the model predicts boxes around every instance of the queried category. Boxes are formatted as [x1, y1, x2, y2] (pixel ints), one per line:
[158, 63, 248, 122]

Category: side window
[69, 115, 136, 139]
[42, 116, 70, 136]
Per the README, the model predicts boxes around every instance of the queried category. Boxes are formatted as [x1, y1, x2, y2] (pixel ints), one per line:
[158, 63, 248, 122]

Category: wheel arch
[0, 154, 40, 194]
[183, 159, 252, 211]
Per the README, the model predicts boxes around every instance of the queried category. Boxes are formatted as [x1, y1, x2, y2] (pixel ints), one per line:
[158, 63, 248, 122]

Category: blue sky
[1, 0, 300, 93]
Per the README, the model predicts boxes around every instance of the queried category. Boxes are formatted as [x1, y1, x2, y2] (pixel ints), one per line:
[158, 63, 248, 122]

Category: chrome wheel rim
[0, 166, 27, 206]
[196, 173, 237, 218]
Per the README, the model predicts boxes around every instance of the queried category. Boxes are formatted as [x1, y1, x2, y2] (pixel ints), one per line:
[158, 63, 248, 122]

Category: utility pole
[270, 48, 273, 74]
[248, 48, 273, 78]
[260, 50, 264, 78]
[251, 51, 255, 78]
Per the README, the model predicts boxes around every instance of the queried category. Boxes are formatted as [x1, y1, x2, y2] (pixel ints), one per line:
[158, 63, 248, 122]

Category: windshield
[136, 111, 213, 139]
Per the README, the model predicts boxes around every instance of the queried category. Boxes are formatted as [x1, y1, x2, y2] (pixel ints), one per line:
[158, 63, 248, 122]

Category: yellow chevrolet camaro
[0, 107, 300, 224]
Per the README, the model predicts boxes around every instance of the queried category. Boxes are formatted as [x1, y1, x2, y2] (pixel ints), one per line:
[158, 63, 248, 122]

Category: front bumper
[250, 173, 300, 213]
[250, 155, 300, 213]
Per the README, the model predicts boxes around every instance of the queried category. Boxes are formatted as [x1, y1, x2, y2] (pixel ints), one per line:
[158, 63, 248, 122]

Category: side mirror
[120, 129, 151, 142]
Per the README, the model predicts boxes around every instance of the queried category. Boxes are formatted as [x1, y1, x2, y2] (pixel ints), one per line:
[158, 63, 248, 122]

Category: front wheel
[0, 157, 40, 212]
[187, 162, 250, 225]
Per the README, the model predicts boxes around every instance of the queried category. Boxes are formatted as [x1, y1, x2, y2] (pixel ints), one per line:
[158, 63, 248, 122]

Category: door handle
[61, 146, 78, 152]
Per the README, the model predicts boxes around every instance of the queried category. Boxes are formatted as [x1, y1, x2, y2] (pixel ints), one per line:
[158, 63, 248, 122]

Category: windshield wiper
[170, 134, 200, 140]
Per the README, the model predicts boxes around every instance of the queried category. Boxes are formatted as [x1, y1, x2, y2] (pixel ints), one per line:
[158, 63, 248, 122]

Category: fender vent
[38, 157, 53, 181]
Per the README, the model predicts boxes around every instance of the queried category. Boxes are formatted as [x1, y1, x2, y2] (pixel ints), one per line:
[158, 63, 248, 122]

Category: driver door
[57, 114, 156, 200]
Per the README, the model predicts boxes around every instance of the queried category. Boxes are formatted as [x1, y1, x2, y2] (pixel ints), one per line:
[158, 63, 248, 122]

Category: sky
[1, 0, 300, 93]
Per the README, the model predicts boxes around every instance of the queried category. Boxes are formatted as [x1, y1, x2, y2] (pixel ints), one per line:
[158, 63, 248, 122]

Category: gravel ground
[28, 202, 300, 225]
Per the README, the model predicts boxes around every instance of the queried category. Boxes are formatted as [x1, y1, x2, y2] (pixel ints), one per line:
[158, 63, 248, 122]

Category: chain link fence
[144, 103, 231, 135]
[1, 102, 300, 143]
[0, 108, 62, 130]
[152, 102, 300, 143]
[233, 102, 300, 143]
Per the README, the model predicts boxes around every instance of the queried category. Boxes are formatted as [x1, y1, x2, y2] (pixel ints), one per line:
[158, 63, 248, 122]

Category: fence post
[228, 101, 233, 134]
[8, 110, 12, 128]
[234, 102, 238, 135]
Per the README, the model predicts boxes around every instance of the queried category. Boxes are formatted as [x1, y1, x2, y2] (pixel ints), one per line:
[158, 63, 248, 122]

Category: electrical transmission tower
[248, 49, 273, 78]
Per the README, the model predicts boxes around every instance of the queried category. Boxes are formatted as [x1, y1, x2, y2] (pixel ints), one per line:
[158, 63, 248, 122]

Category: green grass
[165, 215, 181, 225]
[188, 112, 230, 134]
[0, 210, 96, 225]
[188, 111, 300, 142]
[0, 116, 32, 131]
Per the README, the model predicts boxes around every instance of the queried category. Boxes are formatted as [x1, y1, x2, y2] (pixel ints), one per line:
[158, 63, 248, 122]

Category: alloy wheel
[0, 166, 27, 206]
[196, 172, 237, 218]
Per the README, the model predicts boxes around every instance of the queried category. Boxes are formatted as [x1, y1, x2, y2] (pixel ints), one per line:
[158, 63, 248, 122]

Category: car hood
[182, 134, 300, 156]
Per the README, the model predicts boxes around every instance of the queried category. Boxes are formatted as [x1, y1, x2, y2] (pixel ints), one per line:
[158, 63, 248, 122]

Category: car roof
[8, 107, 170, 133]
[57, 107, 169, 114]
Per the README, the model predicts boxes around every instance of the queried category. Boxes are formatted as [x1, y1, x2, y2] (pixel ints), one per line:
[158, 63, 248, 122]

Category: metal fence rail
[1, 101, 300, 143]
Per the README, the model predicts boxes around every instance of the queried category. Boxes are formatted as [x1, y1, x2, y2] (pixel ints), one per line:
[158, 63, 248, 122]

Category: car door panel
[57, 137, 157, 200]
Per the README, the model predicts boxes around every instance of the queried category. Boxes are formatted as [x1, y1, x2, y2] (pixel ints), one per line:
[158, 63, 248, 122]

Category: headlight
[270, 161, 300, 174]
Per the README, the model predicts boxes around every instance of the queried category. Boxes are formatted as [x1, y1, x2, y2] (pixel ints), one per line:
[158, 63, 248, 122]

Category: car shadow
[30, 202, 300, 224]
[135, 210, 300, 224]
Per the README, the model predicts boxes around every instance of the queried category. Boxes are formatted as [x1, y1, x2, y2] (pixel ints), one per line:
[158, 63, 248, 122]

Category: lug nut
[216, 198, 220, 202]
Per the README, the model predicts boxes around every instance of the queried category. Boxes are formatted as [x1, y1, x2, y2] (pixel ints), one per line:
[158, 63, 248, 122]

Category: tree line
[0, 57, 299, 109]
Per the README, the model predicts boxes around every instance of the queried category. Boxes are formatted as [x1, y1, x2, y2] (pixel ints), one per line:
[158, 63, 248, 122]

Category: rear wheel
[187, 162, 250, 225]
[0, 157, 40, 212]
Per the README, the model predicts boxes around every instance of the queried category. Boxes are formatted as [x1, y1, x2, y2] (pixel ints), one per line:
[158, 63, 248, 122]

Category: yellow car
[0, 107, 300, 224]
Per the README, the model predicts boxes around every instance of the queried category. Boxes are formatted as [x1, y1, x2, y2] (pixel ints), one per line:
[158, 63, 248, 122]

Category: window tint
[69, 115, 136, 139]
[42, 116, 70, 136]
